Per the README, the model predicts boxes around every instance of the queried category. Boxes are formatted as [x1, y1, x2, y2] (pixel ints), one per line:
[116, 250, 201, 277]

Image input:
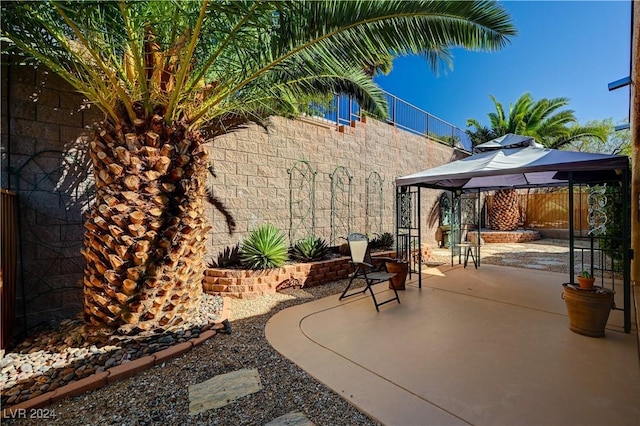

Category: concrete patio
[265, 264, 639, 426]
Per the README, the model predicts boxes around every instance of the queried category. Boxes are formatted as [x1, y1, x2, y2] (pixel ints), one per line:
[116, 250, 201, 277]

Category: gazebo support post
[569, 172, 575, 285]
[477, 188, 481, 267]
[395, 185, 423, 288]
[417, 186, 422, 289]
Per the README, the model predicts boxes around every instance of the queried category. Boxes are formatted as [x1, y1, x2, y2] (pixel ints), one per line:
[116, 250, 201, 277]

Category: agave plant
[240, 224, 288, 270]
[290, 236, 330, 262]
[377, 232, 395, 250]
[369, 232, 394, 251]
[214, 243, 241, 268]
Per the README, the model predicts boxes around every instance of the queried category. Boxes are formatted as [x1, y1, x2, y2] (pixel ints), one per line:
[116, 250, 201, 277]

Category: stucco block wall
[206, 117, 462, 263]
[2, 58, 102, 330]
[2, 59, 462, 329]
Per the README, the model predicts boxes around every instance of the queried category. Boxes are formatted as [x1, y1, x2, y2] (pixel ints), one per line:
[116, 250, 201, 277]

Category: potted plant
[385, 259, 409, 290]
[562, 283, 615, 338]
[576, 270, 595, 289]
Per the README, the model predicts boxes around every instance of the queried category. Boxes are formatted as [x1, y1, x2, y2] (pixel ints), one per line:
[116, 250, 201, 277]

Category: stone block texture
[2, 56, 101, 331]
[206, 116, 458, 261]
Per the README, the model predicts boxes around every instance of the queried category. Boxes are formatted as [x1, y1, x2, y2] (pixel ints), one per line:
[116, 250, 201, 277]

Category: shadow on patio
[265, 264, 639, 426]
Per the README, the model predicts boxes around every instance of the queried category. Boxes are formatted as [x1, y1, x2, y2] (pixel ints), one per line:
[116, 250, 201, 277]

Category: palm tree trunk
[488, 189, 520, 231]
[82, 117, 210, 333]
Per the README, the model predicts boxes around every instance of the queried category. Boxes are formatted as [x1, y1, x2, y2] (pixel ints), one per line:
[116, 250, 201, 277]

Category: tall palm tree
[467, 92, 608, 148]
[466, 92, 608, 230]
[2, 0, 515, 333]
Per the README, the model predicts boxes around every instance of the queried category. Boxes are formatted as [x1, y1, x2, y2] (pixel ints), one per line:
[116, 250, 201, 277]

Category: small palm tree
[2, 0, 515, 332]
[466, 92, 608, 231]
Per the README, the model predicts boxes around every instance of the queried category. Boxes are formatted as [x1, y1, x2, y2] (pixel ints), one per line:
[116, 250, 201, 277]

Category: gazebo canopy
[393, 133, 631, 333]
[396, 134, 629, 191]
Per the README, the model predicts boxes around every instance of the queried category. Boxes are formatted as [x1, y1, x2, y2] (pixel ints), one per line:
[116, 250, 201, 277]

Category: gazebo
[395, 134, 632, 333]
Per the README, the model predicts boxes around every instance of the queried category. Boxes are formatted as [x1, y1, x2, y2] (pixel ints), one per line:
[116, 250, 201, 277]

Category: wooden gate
[1, 189, 18, 349]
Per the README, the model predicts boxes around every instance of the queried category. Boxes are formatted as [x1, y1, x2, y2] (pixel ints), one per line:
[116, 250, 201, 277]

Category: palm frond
[2, 0, 516, 132]
[466, 92, 601, 149]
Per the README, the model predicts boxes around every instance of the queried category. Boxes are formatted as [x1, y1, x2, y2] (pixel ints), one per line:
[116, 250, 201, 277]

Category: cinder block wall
[205, 117, 463, 263]
[1, 58, 102, 330]
[2, 59, 462, 329]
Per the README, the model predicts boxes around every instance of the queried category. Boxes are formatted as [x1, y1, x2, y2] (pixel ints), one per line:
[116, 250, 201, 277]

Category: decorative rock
[159, 336, 174, 345]
[5, 388, 21, 397]
[28, 390, 43, 399]
[1, 295, 224, 409]
[1, 365, 15, 374]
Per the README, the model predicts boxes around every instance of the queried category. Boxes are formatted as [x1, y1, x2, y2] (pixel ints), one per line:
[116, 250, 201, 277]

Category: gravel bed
[1, 295, 224, 410]
[4, 280, 379, 426]
[433, 238, 610, 275]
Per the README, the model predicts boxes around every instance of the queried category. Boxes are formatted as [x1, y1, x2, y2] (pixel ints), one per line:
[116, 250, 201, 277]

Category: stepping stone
[265, 410, 315, 426]
[524, 264, 546, 269]
[534, 259, 565, 265]
[188, 368, 262, 415]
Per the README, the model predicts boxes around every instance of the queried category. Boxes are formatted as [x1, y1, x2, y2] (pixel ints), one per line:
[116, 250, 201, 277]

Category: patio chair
[451, 226, 480, 269]
[339, 233, 400, 311]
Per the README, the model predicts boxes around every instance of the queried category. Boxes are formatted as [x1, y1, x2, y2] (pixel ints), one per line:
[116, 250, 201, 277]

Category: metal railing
[304, 90, 472, 151]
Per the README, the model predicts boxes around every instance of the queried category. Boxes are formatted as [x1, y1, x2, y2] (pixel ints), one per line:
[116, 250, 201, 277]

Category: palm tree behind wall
[2, 0, 515, 333]
[466, 93, 607, 231]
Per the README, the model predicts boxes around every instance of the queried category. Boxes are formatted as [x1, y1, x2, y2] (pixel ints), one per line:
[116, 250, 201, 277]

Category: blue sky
[374, 1, 632, 131]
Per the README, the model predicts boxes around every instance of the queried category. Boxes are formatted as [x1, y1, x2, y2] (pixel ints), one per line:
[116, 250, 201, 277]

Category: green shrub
[214, 244, 241, 268]
[370, 232, 394, 250]
[290, 236, 330, 261]
[240, 224, 288, 269]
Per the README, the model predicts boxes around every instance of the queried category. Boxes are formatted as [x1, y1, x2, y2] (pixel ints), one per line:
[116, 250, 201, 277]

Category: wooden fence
[486, 191, 589, 230]
[1, 189, 18, 349]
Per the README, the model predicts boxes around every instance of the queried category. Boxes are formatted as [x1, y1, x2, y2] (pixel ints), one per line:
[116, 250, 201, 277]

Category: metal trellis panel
[287, 160, 317, 243]
[330, 166, 353, 245]
[365, 172, 384, 235]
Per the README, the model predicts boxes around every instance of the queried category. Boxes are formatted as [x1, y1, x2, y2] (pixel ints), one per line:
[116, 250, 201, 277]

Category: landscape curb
[1, 297, 231, 420]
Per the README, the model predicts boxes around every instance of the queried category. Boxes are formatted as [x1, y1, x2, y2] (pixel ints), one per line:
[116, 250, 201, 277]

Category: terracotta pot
[562, 284, 615, 338]
[385, 261, 408, 290]
[576, 276, 595, 289]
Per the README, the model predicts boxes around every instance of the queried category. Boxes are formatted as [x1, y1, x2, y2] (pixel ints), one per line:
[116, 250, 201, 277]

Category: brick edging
[202, 250, 436, 299]
[475, 230, 541, 244]
[1, 297, 231, 419]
